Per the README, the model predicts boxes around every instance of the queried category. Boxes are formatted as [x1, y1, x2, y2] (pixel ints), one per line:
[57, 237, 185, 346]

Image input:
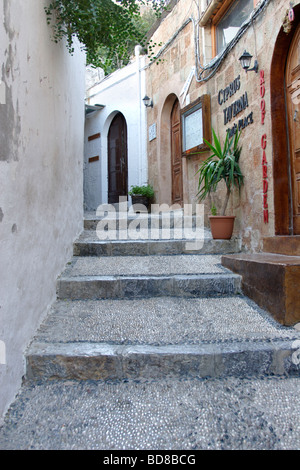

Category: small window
[214, 0, 254, 55]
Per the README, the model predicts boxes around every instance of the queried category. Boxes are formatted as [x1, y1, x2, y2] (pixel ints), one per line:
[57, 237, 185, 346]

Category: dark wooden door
[108, 113, 128, 204]
[286, 23, 300, 234]
[171, 100, 183, 206]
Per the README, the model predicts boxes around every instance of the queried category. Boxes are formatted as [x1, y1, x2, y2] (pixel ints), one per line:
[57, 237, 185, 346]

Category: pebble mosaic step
[25, 296, 300, 381]
[56, 255, 242, 300]
[73, 231, 242, 256]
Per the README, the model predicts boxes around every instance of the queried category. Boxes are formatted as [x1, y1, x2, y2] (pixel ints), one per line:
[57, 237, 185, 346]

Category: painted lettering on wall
[260, 70, 266, 125]
[217, 75, 254, 137]
[227, 111, 253, 139]
[223, 92, 249, 125]
[260, 69, 268, 224]
[218, 76, 241, 105]
[261, 133, 268, 223]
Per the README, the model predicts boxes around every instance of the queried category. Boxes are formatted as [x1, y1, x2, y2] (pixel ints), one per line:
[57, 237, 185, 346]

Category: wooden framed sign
[181, 95, 211, 156]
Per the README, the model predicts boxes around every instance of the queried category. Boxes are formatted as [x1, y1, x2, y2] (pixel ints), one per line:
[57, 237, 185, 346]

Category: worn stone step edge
[84, 214, 203, 230]
[73, 238, 242, 256]
[25, 339, 299, 382]
[56, 273, 242, 300]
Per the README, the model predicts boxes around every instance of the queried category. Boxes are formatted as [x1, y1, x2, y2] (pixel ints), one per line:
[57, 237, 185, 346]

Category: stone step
[73, 231, 242, 256]
[56, 255, 242, 300]
[263, 235, 300, 256]
[222, 252, 300, 326]
[83, 210, 197, 231]
[25, 296, 300, 381]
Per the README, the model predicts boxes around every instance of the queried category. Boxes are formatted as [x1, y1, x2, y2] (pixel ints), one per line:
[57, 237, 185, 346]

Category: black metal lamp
[239, 50, 259, 73]
[143, 95, 153, 108]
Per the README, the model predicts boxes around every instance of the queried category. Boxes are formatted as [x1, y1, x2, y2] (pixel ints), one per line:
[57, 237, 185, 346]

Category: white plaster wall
[0, 0, 85, 420]
[84, 50, 148, 209]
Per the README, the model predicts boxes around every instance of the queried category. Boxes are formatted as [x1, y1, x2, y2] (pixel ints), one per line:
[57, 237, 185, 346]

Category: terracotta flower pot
[209, 216, 235, 239]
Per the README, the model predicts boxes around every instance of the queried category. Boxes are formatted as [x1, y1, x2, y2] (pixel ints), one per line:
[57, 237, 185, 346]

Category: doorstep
[221, 252, 300, 326]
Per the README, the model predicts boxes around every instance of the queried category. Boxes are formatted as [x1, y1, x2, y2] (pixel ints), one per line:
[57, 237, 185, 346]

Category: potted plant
[196, 129, 244, 239]
[129, 184, 154, 212]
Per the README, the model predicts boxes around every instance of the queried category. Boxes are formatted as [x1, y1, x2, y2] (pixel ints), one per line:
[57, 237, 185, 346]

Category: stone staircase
[25, 211, 300, 382]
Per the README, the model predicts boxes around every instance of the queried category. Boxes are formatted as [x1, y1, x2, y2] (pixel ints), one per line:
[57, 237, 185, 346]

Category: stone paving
[0, 376, 299, 450]
[1, 211, 300, 451]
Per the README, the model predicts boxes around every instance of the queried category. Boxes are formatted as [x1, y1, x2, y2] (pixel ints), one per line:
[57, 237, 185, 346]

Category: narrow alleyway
[0, 209, 299, 450]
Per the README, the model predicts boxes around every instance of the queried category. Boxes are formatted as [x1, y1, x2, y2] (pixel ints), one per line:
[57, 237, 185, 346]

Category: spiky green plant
[196, 129, 244, 216]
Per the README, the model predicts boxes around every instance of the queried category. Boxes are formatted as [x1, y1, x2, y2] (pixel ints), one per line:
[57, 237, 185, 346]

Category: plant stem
[221, 187, 231, 216]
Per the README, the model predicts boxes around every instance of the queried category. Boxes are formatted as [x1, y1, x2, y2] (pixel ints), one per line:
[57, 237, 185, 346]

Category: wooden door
[286, 23, 300, 234]
[171, 100, 183, 206]
[108, 113, 128, 204]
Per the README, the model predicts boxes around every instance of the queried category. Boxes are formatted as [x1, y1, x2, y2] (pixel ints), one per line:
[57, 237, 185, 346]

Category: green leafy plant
[196, 129, 244, 216]
[129, 184, 154, 198]
[211, 203, 217, 216]
[45, 0, 165, 74]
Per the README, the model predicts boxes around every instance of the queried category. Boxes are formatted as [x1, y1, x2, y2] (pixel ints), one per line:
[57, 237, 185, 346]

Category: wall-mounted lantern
[239, 50, 259, 73]
[143, 95, 153, 108]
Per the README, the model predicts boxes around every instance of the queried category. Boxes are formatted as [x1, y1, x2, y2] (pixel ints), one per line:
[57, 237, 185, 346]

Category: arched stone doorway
[271, 6, 300, 235]
[107, 112, 128, 204]
[159, 94, 183, 206]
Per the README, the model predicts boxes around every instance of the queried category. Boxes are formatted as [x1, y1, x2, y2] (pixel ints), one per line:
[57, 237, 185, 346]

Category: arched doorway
[171, 99, 183, 206]
[271, 7, 300, 235]
[108, 113, 128, 204]
[159, 93, 181, 206]
[286, 23, 300, 234]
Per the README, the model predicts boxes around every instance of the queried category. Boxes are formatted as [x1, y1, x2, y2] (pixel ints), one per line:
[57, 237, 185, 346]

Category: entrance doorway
[170, 99, 183, 206]
[286, 23, 300, 234]
[108, 113, 128, 204]
[271, 8, 300, 235]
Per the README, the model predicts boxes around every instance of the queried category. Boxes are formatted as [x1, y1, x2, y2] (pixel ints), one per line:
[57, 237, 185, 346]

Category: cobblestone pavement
[0, 374, 299, 451]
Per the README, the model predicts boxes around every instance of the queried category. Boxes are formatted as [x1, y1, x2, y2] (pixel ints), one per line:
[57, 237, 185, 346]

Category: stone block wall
[145, 0, 299, 252]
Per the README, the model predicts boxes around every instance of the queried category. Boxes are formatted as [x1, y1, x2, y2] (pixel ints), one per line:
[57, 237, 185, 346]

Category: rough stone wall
[146, 1, 198, 206]
[0, 0, 85, 420]
[146, 0, 299, 252]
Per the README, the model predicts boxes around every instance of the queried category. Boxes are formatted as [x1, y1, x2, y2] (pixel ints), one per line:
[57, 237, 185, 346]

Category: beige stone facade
[145, 0, 300, 252]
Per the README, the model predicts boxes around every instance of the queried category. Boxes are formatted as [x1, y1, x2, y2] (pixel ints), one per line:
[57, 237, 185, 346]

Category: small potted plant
[129, 184, 154, 212]
[196, 129, 244, 239]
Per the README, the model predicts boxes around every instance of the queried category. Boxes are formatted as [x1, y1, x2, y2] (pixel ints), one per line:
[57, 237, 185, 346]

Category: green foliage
[45, 0, 165, 74]
[129, 184, 154, 198]
[211, 203, 217, 216]
[196, 129, 244, 216]
[98, 8, 158, 74]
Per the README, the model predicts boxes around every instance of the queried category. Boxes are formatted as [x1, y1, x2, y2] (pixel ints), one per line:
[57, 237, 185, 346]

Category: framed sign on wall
[181, 95, 211, 157]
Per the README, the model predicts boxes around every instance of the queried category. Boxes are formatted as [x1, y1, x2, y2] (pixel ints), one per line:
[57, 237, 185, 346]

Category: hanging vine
[45, 0, 165, 73]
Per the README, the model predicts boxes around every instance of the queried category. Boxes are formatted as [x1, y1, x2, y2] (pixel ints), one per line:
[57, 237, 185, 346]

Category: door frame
[170, 99, 183, 206]
[285, 22, 300, 235]
[107, 112, 128, 204]
[271, 4, 300, 235]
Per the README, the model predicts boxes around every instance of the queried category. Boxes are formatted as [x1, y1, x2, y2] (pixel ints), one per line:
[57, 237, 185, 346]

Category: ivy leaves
[45, 0, 165, 73]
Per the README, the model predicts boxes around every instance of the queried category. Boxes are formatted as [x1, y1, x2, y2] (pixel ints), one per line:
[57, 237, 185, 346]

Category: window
[198, 0, 258, 59]
[215, 0, 254, 55]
